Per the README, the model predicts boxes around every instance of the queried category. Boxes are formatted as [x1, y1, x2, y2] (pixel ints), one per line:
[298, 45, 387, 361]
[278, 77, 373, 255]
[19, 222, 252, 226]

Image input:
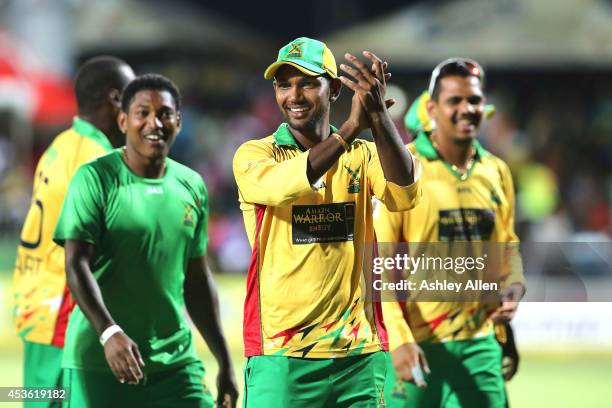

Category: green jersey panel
[54, 149, 209, 373]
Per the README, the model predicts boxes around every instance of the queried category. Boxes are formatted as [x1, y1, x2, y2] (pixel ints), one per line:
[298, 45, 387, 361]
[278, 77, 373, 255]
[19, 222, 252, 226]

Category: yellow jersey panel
[13, 118, 112, 346]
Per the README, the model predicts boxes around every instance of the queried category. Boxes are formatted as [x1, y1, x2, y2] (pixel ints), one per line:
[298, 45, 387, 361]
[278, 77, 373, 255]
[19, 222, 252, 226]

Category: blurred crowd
[1, 58, 610, 274]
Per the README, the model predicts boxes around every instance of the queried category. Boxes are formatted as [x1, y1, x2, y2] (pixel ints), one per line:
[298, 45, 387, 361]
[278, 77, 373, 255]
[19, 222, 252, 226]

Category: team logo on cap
[286, 41, 304, 58]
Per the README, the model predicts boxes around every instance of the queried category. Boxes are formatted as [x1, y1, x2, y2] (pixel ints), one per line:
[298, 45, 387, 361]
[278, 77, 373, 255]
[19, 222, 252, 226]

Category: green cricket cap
[264, 37, 337, 80]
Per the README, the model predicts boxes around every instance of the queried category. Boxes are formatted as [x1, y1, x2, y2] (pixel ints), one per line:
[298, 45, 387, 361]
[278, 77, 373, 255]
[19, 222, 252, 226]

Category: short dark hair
[121, 74, 181, 112]
[74, 56, 132, 114]
[429, 58, 484, 101]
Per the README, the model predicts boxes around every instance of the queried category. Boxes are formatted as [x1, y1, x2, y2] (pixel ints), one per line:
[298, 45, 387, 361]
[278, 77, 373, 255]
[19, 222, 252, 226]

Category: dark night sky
[173, 0, 431, 39]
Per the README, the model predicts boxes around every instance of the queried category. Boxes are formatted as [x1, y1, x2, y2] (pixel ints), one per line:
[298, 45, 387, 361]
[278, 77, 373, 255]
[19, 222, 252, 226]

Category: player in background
[54, 74, 238, 407]
[233, 37, 422, 407]
[374, 58, 525, 407]
[12, 56, 135, 406]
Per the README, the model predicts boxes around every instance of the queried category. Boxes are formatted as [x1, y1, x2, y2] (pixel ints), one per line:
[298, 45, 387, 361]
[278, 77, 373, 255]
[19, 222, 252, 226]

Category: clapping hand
[339, 51, 395, 133]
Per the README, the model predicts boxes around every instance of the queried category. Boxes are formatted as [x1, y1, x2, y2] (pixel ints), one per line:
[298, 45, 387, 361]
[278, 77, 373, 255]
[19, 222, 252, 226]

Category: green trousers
[23, 341, 64, 408]
[385, 335, 506, 408]
[244, 351, 388, 407]
[62, 361, 214, 408]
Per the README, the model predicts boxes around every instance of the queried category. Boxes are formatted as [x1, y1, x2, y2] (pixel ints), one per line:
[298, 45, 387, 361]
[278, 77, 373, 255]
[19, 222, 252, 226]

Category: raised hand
[339, 51, 394, 115]
[340, 52, 395, 134]
[103, 331, 145, 385]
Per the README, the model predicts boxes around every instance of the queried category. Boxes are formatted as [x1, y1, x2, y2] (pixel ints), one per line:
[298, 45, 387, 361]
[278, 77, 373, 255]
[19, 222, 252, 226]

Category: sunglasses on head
[428, 58, 484, 96]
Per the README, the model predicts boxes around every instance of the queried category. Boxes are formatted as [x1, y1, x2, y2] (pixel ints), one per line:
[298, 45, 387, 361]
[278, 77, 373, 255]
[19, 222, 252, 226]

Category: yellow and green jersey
[233, 123, 422, 358]
[13, 118, 113, 347]
[374, 134, 524, 347]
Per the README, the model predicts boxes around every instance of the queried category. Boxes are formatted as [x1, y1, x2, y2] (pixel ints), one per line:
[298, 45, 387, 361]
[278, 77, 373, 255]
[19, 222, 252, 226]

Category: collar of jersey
[414, 132, 488, 161]
[414, 132, 488, 180]
[72, 117, 113, 151]
[274, 123, 340, 152]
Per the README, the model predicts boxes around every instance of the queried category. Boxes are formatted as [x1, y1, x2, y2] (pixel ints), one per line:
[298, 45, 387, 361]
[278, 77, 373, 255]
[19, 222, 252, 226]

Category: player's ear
[108, 89, 122, 110]
[426, 98, 437, 122]
[118, 111, 127, 134]
[175, 111, 182, 133]
[329, 77, 342, 102]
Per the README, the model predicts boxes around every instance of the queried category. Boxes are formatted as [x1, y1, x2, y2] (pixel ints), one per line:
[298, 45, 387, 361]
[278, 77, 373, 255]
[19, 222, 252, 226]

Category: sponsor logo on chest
[146, 186, 164, 195]
[438, 208, 495, 241]
[292, 202, 355, 244]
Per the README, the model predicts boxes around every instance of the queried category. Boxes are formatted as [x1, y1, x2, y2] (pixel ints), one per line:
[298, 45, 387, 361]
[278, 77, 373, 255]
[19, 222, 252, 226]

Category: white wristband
[99, 324, 123, 346]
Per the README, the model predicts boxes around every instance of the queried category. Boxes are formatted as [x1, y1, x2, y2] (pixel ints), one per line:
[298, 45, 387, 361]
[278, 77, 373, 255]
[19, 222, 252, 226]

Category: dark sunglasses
[428, 58, 484, 96]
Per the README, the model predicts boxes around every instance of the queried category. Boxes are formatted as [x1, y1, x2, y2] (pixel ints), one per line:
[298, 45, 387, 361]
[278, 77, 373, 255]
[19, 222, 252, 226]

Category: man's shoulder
[234, 135, 278, 162]
[167, 158, 205, 186]
[76, 149, 121, 178]
[480, 150, 511, 173]
[33, 127, 73, 168]
[89, 148, 120, 165]
[238, 135, 277, 149]
[52, 126, 77, 143]
[53, 126, 108, 151]
[42, 127, 110, 170]
[43, 127, 81, 156]
[352, 138, 412, 151]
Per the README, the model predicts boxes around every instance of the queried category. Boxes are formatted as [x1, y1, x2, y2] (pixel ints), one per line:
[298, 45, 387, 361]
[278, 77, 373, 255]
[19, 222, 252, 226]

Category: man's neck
[79, 110, 122, 148]
[431, 132, 475, 170]
[123, 147, 166, 179]
[288, 118, 331, 150]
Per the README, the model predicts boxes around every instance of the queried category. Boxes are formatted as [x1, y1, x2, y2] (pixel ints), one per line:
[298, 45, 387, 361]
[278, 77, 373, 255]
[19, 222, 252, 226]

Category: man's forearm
[185, 266, 233, 370]
[65, 241, 115, 335]
[369, 111, 414, 186]
[306, 121, 360, 184]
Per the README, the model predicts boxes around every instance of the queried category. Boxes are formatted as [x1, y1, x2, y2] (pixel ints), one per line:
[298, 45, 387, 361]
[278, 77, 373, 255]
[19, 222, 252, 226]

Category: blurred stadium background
[0, 0, 611, 406]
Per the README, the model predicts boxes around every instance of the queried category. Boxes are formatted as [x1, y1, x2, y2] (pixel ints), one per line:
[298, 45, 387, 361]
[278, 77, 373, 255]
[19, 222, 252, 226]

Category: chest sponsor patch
[438, 208, 495, 241]
[292, 202, 355, 244]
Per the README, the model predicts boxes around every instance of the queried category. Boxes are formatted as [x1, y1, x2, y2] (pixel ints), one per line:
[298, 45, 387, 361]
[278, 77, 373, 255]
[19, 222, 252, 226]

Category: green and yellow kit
[233, 123, 422, 359]
[374, 133, 525, 348]
[13, 118, 113, 347]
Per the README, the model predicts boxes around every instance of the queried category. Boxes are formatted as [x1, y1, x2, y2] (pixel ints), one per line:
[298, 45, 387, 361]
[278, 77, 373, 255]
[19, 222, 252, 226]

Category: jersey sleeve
[53, 164, 105, 247]
[189, 178, 209, 258]
[364, 141, 422, 212]
[373, 198, 404, 243]
[497, 159, 525, 288]
[233, 140, 314, 207]
[383, 300, 415, 350]
[374, 201, 416, 349]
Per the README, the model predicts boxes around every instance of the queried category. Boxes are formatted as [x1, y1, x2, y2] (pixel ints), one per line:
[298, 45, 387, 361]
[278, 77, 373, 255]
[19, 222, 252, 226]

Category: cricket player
[54, 74, 238, 407]
[233, 37, 422, 407]
[12, 56, 134, 406]
[375, 58, 525, 408]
